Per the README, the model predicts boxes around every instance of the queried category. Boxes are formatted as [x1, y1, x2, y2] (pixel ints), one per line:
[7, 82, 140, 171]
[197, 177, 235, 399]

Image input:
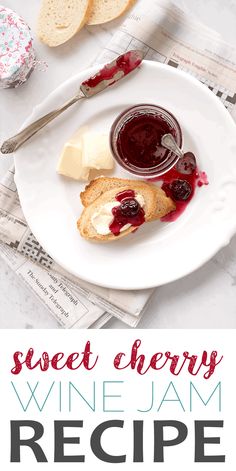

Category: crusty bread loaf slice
[80, 177, 175, 220]
[37, 0, 91, 47]
[86, 0, 135, 26]
[77, 184, 159, 242]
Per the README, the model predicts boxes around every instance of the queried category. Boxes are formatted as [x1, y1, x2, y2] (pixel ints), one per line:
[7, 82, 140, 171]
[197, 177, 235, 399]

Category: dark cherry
[120, 198, 140, 217]
[153, 153, 208, 222]
[170, 179, 192, 201]
[176, 152, 197, 175]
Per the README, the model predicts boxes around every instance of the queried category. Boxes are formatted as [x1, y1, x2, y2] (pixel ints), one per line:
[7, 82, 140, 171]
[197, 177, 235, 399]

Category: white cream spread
[91, 194, 145, 236]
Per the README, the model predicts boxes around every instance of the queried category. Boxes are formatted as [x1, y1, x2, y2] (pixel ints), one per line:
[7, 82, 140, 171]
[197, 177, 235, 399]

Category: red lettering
[51, 353, 65, 370]
[114, 340, 168, 375]
[66, 353, 80, 370]
[82, 341, 98, 370]
[113, 340, 223, 379]
[202, 351, 223, 379]
[11, 351, 24, 375]
[11, 341, 98, 375]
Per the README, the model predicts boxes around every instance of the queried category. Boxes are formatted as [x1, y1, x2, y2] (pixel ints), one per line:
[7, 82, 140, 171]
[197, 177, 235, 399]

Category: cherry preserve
[109, 190, 145, 236]
[153, 153, 208, 222]
[116, 113, 176, 169]
[82, 51, 143, 90]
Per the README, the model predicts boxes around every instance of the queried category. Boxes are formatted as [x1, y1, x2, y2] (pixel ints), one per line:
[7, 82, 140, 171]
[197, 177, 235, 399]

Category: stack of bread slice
[77, 177, 176, 242]
[37, 0, 136, 47]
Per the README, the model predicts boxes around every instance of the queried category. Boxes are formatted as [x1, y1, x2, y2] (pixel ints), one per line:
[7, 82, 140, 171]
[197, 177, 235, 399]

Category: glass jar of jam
[110, 104, 183, 178]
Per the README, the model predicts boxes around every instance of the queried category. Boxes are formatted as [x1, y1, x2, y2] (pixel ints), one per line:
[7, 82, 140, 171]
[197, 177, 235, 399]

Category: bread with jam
[77, 178, 175, 242]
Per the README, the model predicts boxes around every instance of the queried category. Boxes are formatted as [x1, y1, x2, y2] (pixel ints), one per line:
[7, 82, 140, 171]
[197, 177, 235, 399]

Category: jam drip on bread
[109, 190, 145, 236]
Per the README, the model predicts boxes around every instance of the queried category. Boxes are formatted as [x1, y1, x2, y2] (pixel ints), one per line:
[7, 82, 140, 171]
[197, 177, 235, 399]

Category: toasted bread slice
[37, 0, 91, 47]
[78, 184, 159, 242]
[80, 177, 175, 220]
[86, 0, 135, 26]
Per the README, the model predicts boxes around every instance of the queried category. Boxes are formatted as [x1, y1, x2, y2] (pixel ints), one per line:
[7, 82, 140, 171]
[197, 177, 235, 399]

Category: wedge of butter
[82, 132, 114, 170]
[57, 127, 89, 181]
[57, 128, 114, 181]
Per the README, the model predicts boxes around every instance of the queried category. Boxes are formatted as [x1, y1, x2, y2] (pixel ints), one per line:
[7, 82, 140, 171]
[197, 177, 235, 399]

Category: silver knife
[1, 50, 144, 154]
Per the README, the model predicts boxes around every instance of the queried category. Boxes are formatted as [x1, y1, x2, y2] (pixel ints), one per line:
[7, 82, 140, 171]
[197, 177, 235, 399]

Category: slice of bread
[77, 184, 159, 242]
[78, 179, 176, 242]
[86, 0, 135, 26]
[80, 177, 175, 220]
[37, 0, 91, 47]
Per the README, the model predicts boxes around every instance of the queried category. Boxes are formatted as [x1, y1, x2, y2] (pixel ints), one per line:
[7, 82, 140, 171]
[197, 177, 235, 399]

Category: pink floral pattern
[0, 6, 35, 88]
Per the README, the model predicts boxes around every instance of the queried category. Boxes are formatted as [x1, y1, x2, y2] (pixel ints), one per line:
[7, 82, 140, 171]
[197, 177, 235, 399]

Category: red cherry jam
[82, 51, 143, 90]
[153, 152, 208, 222]
[115, 190, 135, 202]
[116, 113, 176, 169]
[109, 190, 145, 236]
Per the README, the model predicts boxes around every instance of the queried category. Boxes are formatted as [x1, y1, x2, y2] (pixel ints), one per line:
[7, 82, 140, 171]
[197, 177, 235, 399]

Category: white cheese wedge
[82, 132, 114, 170]
[57, 127, 89, 181]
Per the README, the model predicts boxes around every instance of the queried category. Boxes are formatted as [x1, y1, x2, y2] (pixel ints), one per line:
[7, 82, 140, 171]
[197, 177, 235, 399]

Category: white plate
[14, 61, 236, 290]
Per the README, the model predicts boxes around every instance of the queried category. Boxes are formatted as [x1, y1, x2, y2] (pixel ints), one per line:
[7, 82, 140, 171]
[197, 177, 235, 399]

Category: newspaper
[1, 0, 236, 328]
[0, 166, 153, 328]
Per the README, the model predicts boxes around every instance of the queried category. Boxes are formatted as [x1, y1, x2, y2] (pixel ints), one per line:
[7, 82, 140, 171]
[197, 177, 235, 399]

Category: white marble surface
[0, 0, 236, 329]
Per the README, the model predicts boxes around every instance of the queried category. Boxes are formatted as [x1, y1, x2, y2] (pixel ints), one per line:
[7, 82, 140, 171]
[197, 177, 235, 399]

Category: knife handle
[1, 92, 85, 154]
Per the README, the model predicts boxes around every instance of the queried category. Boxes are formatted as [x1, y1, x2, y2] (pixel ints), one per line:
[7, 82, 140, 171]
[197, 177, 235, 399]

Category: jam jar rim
[110, 104, 183, 178]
